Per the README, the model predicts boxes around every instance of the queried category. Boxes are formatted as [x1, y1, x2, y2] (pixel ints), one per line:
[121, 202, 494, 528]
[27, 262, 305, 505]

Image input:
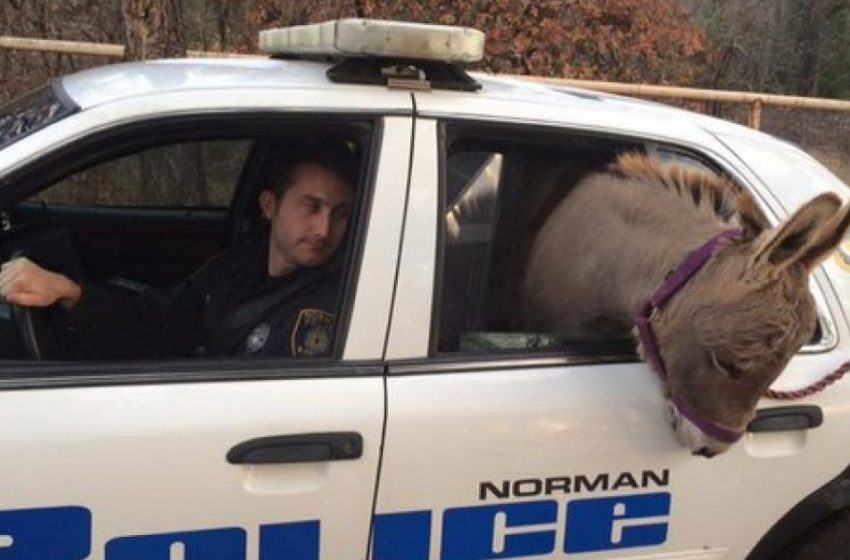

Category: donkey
[523, 152, 850, 457]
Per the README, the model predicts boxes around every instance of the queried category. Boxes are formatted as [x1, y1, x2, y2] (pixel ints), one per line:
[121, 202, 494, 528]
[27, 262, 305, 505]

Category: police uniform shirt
[65, 225, 341, 360]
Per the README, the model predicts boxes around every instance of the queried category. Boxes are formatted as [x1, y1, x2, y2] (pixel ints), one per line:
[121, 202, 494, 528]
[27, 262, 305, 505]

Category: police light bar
[260, 19, 485, 63]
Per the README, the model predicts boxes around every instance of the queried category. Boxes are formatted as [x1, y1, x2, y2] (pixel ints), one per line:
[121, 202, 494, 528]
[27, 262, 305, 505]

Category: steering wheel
[10, 302, 60, 360]
[2, 234, 79, 360]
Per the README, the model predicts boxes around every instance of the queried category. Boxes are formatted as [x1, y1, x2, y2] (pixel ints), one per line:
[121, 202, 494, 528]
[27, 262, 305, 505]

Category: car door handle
[226, 432, 363, 464]
[747, 405, 823, 433]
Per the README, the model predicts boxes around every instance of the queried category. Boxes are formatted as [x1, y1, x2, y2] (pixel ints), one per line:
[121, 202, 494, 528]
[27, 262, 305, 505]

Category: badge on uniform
[291, 309, 335, 357]
[246, 322, 271, 354]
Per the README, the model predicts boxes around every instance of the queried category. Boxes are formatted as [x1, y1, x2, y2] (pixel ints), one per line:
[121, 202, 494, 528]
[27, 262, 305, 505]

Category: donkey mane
[611, 152, 768, 236]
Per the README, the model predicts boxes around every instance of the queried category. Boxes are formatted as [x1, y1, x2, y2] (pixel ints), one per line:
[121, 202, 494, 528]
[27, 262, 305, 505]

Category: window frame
[0, 112, 387, 386]
[431, 119, 837, 362]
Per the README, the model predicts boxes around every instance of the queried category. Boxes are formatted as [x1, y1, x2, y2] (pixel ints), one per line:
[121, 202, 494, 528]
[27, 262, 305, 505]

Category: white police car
[0, 18, 848, 560]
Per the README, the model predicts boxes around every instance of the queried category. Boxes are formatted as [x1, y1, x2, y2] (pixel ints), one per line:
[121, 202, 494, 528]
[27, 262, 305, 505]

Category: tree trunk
[215, 0, 232, 49]
[795, 0, 827, 96]
[121, 0, 186, 61]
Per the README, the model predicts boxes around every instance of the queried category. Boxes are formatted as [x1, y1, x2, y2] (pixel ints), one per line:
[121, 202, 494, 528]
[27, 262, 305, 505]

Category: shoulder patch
[291, 309, 335, 357]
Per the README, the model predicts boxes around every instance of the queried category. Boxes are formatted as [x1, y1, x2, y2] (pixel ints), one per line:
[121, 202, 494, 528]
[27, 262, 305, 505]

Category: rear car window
[436, 126, 641, 355]
[0, 83, 78, 151]
[433, 124, 830, 358]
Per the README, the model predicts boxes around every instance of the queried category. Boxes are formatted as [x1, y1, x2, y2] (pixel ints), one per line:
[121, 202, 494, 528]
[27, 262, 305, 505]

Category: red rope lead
[765, 358, 850, 400]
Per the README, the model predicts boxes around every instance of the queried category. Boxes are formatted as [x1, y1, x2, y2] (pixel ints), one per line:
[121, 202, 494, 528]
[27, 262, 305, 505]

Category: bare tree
[794, 0, 829, 96]
[215, 0, 232, 48]
[121, 0, 186, 60]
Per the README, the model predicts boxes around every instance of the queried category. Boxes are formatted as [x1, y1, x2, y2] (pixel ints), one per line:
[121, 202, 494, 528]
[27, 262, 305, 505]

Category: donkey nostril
[693, 447, 717, 459]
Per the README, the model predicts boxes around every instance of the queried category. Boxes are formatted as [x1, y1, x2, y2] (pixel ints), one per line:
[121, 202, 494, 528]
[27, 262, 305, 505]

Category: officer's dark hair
[264, 140, 359, 200]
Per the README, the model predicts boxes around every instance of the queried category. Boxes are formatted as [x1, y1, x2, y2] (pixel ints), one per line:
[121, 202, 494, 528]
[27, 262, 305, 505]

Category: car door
[0, 94, 413, 558]
[375, 110, 850, 560]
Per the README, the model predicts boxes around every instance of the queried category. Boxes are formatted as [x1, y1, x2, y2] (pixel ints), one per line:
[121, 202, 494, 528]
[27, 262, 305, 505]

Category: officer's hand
[0, 257, 81, 309]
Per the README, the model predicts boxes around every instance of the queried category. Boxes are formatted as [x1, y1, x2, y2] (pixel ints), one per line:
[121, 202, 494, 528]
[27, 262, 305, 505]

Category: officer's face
[260, 163, 353, 276]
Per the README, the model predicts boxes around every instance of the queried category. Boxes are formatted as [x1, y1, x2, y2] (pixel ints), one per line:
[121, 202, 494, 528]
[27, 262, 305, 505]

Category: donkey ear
[750, 193, 843, 273]
[798, 198, 850, 269]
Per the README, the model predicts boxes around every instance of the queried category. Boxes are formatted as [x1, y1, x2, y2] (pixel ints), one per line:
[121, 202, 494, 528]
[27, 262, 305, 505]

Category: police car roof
[60, 58, 757, 134]
[60, 57, 329, 109]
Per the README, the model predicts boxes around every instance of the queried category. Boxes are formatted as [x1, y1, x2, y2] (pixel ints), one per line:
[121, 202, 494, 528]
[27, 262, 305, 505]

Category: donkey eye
[710, 351, 744, 379]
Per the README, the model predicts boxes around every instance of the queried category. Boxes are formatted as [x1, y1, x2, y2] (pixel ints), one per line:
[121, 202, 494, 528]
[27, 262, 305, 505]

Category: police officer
[0, 145, 355, 359]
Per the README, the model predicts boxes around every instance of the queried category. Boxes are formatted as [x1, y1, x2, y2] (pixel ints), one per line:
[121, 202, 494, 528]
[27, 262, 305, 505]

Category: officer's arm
[60, 271, 208, 360]
[0, 257, 81, 309]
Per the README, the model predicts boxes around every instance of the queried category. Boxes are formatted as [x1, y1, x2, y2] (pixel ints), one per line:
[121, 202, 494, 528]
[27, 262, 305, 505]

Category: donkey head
[648, 192, 850, 456]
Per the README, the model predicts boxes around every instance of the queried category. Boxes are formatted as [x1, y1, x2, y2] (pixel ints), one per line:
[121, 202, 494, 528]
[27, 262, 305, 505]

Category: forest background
[1, 0, 849, 183]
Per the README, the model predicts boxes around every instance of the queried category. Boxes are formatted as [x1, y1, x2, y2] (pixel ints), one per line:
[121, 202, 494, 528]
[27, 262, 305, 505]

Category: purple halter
[634, 229, 743, 444]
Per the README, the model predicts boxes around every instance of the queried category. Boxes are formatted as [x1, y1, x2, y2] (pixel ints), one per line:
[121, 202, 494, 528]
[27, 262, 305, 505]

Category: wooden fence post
[748, 99, 763, 129]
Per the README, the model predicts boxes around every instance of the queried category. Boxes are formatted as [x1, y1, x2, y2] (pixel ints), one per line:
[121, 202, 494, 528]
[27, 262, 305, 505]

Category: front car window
[0, 122, 373, 366]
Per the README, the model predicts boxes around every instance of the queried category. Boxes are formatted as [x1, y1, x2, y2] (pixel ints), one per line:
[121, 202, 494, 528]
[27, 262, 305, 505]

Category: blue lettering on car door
[105, 528, 246, 559]
[0, 506, 90, 560]
[441, 501, 558, 559]
[259, 521, 320, 560]
[564, 492, 671, 553]
[373, 510, 431, 560]
[0, 494, 671, 558]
